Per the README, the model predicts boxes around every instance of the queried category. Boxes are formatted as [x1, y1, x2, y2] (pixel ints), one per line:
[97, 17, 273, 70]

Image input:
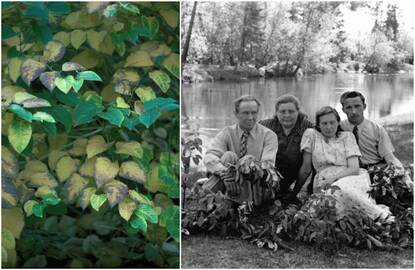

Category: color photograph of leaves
[2, 2, 179, 268]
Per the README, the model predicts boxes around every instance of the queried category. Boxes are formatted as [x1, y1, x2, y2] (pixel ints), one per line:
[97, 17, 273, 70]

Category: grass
[182, 235, 413, 268]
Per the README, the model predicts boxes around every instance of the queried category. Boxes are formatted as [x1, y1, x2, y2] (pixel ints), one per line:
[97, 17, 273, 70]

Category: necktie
[353, 125, 359, 145]
[239, 131, 249, 158]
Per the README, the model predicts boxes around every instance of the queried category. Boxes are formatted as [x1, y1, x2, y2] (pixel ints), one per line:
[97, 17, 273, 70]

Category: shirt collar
[237, 123, 258, 140]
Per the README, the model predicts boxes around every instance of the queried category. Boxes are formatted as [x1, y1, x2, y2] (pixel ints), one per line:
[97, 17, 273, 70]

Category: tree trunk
[181, 1, 198, 69]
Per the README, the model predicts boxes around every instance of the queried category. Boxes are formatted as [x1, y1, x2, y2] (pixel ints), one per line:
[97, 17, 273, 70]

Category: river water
[182, 73, 413, 145]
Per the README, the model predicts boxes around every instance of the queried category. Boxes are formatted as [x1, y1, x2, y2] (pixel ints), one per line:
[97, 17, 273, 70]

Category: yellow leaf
[99, 35, 114, 55]
[2, 86, 26, 109]
[34, 185, 57, 198]
[23, 200, 37, 216]
[134, 100, 144, 114]
[115, 141, 143, 158]
[87, 2, 108, 13]
[113, 22, 124, 32]
[86, 135, 111, 159]
[135, 86, 156, 102]
[94, 157, 119, 188]
[26, 171, 58, 189]
[68, 138, 88, 157]
[101, 84, 119, 103]
[116, 97, 130, 109]
[146, 162, 160, 193]
[79, 156, 98, 178]
[118, 197, 137, 221]
[159, 9, 179, 29]
[104, 179, 128, 208]
[24, 160, 49, 174]
[62, 11, 101, 29]
[150, 43, 172, 57]
[71, 49, 99, 69]
[78, 187, 96, 210]
[48, 150, 68, 171]
[138, 41, 171, 57]
[56, 156, 80, 183]
[48, 133, 68, 150]
[9, 58, 22, 82]
[43, 41, 65, 62]
[114, 81, 132, 95]
[113, 69, 140, 83]
[64, 173, 89, 203]
[70, 29, 87, 50]
[2, 146, 19, 179]
[53, 31, 70, 46]
[2, 190, 18, 207]
[2, 112, 13, 136]
[162, 53, 179, 79]
[128, 190, 153, 205]
[2, 208, 24, 239]
[124, 50, 154, 67]
[119, 161, 146, 184]
[87, 30, 107, 51]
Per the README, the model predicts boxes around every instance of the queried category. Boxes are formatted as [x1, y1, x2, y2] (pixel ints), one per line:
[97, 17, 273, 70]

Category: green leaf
[47, 2, 71, 14]
[138, 16, 159, 39]
[118, 198, 137, 221]
[160, 205, 179, 242]
[79, 187, 96, 210]
[149, 70, 171, 93]
[72, 78, 84, 92]
[135, 204, 158, 224]
[8, 115, 32, 153]
[32, 112, 56, 123]
[33, 20, 53, 44]
[55, 75, 75, 94]
[25, 3, 48, 19]
[130, 215, 147, 232]
[77, 71, 102, 81]
[33, 203, 46, 218]
[53, 88, 80, 106]
[111, 33, 126, 56]
[144, 97, 177, 111]
[23, 200, 37, 216]
[23, 255, 47, 268]
[73, 100, 102, 126]
[2, 24, 16, 40]
[104, 4, 118, 18]
[7, 104, 33, 122]
[90, 194, 107, 211]
[122, 114, 142, 130]
[40, 105, 72, 133]
[120, 2, 140, 14]
[98, 107, 125, 127]
[2, 229, 15, 249]
[139, 108, 160, 128]
[129, 190, 153, 205]
[42, 193, 61, 205]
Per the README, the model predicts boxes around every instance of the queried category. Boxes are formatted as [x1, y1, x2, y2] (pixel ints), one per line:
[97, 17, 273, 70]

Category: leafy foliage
[2, 2, 179, 267]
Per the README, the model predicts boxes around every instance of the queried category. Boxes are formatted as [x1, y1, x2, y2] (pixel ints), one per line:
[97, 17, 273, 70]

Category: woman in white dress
[299, 106, 393, 222]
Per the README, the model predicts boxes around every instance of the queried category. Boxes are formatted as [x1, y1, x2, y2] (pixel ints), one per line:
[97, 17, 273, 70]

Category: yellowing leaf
[20, 59, 46, 86]
[13, 92, 51, 108]
[115, 141, 143, 158]
[149, 70, 171, 93]
[99, 35, 114, 55]
[162, 53, 179, 79]
[71, 49, 99, 69]
[79, 187, 96, 210]
[87, 30, 107, 51]
[159, 9, 179, 29]
[150, 43, 171, 57]
[118, 198, 137, 221]
[101, 84, 119, 103]
[116, 97, 130, 109]
[134, 101, 143, 114]
[2, 146, 19, 179]
[113, 69, 140, 83]
[86, 135, 111, 158]
[124, 50, 153, 67]
[23, 200, 37, 216]
[104, 179, 128, 208]
[2, 86, 26, 108]
[87, 2, 109, 13]
[53, 31, 70, 46]
[70, 29, 87, 50]
[114, 81, 132, 95]
[119, 161, 146, 184]
[146, 162, 160, 193]
[129, 190, 153, 205]
[63, 11, 101, 29]
[24, 160, 49, 173]
[2, 208, 24, 239]
[48, 150, 68, 170]
[26, 171, 58, 189]
[64, 173, 89, 203]
[43, 41, 65, 62]
[94, 157, 119, 188]
[34, 185, 57, 198]
[39, 71, 60, 92]
[9, 58, 22, 82]
[56, 156, 79, 183]
[8, 115, 32, 154]
[79, 156, 97, 178]
[135, 86, 156, 102]
[68, 138, 88, 157]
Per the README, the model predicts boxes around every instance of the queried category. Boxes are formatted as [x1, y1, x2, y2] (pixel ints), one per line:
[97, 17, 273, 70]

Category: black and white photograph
[180, 1, 414, 268]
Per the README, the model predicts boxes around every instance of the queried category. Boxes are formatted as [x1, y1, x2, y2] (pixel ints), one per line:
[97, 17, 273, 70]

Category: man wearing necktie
[203, 95, 279, 206]
[339, 91, 404, 170]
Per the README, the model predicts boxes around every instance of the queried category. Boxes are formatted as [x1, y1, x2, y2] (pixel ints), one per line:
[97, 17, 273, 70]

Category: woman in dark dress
[259, 94, 313, 203]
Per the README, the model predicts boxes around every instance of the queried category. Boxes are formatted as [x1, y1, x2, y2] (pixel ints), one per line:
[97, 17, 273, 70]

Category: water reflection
[182, 73, 413, 142]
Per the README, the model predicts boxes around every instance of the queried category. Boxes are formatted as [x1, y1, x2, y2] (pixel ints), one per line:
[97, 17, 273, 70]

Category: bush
[2, 2, 179, 267]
